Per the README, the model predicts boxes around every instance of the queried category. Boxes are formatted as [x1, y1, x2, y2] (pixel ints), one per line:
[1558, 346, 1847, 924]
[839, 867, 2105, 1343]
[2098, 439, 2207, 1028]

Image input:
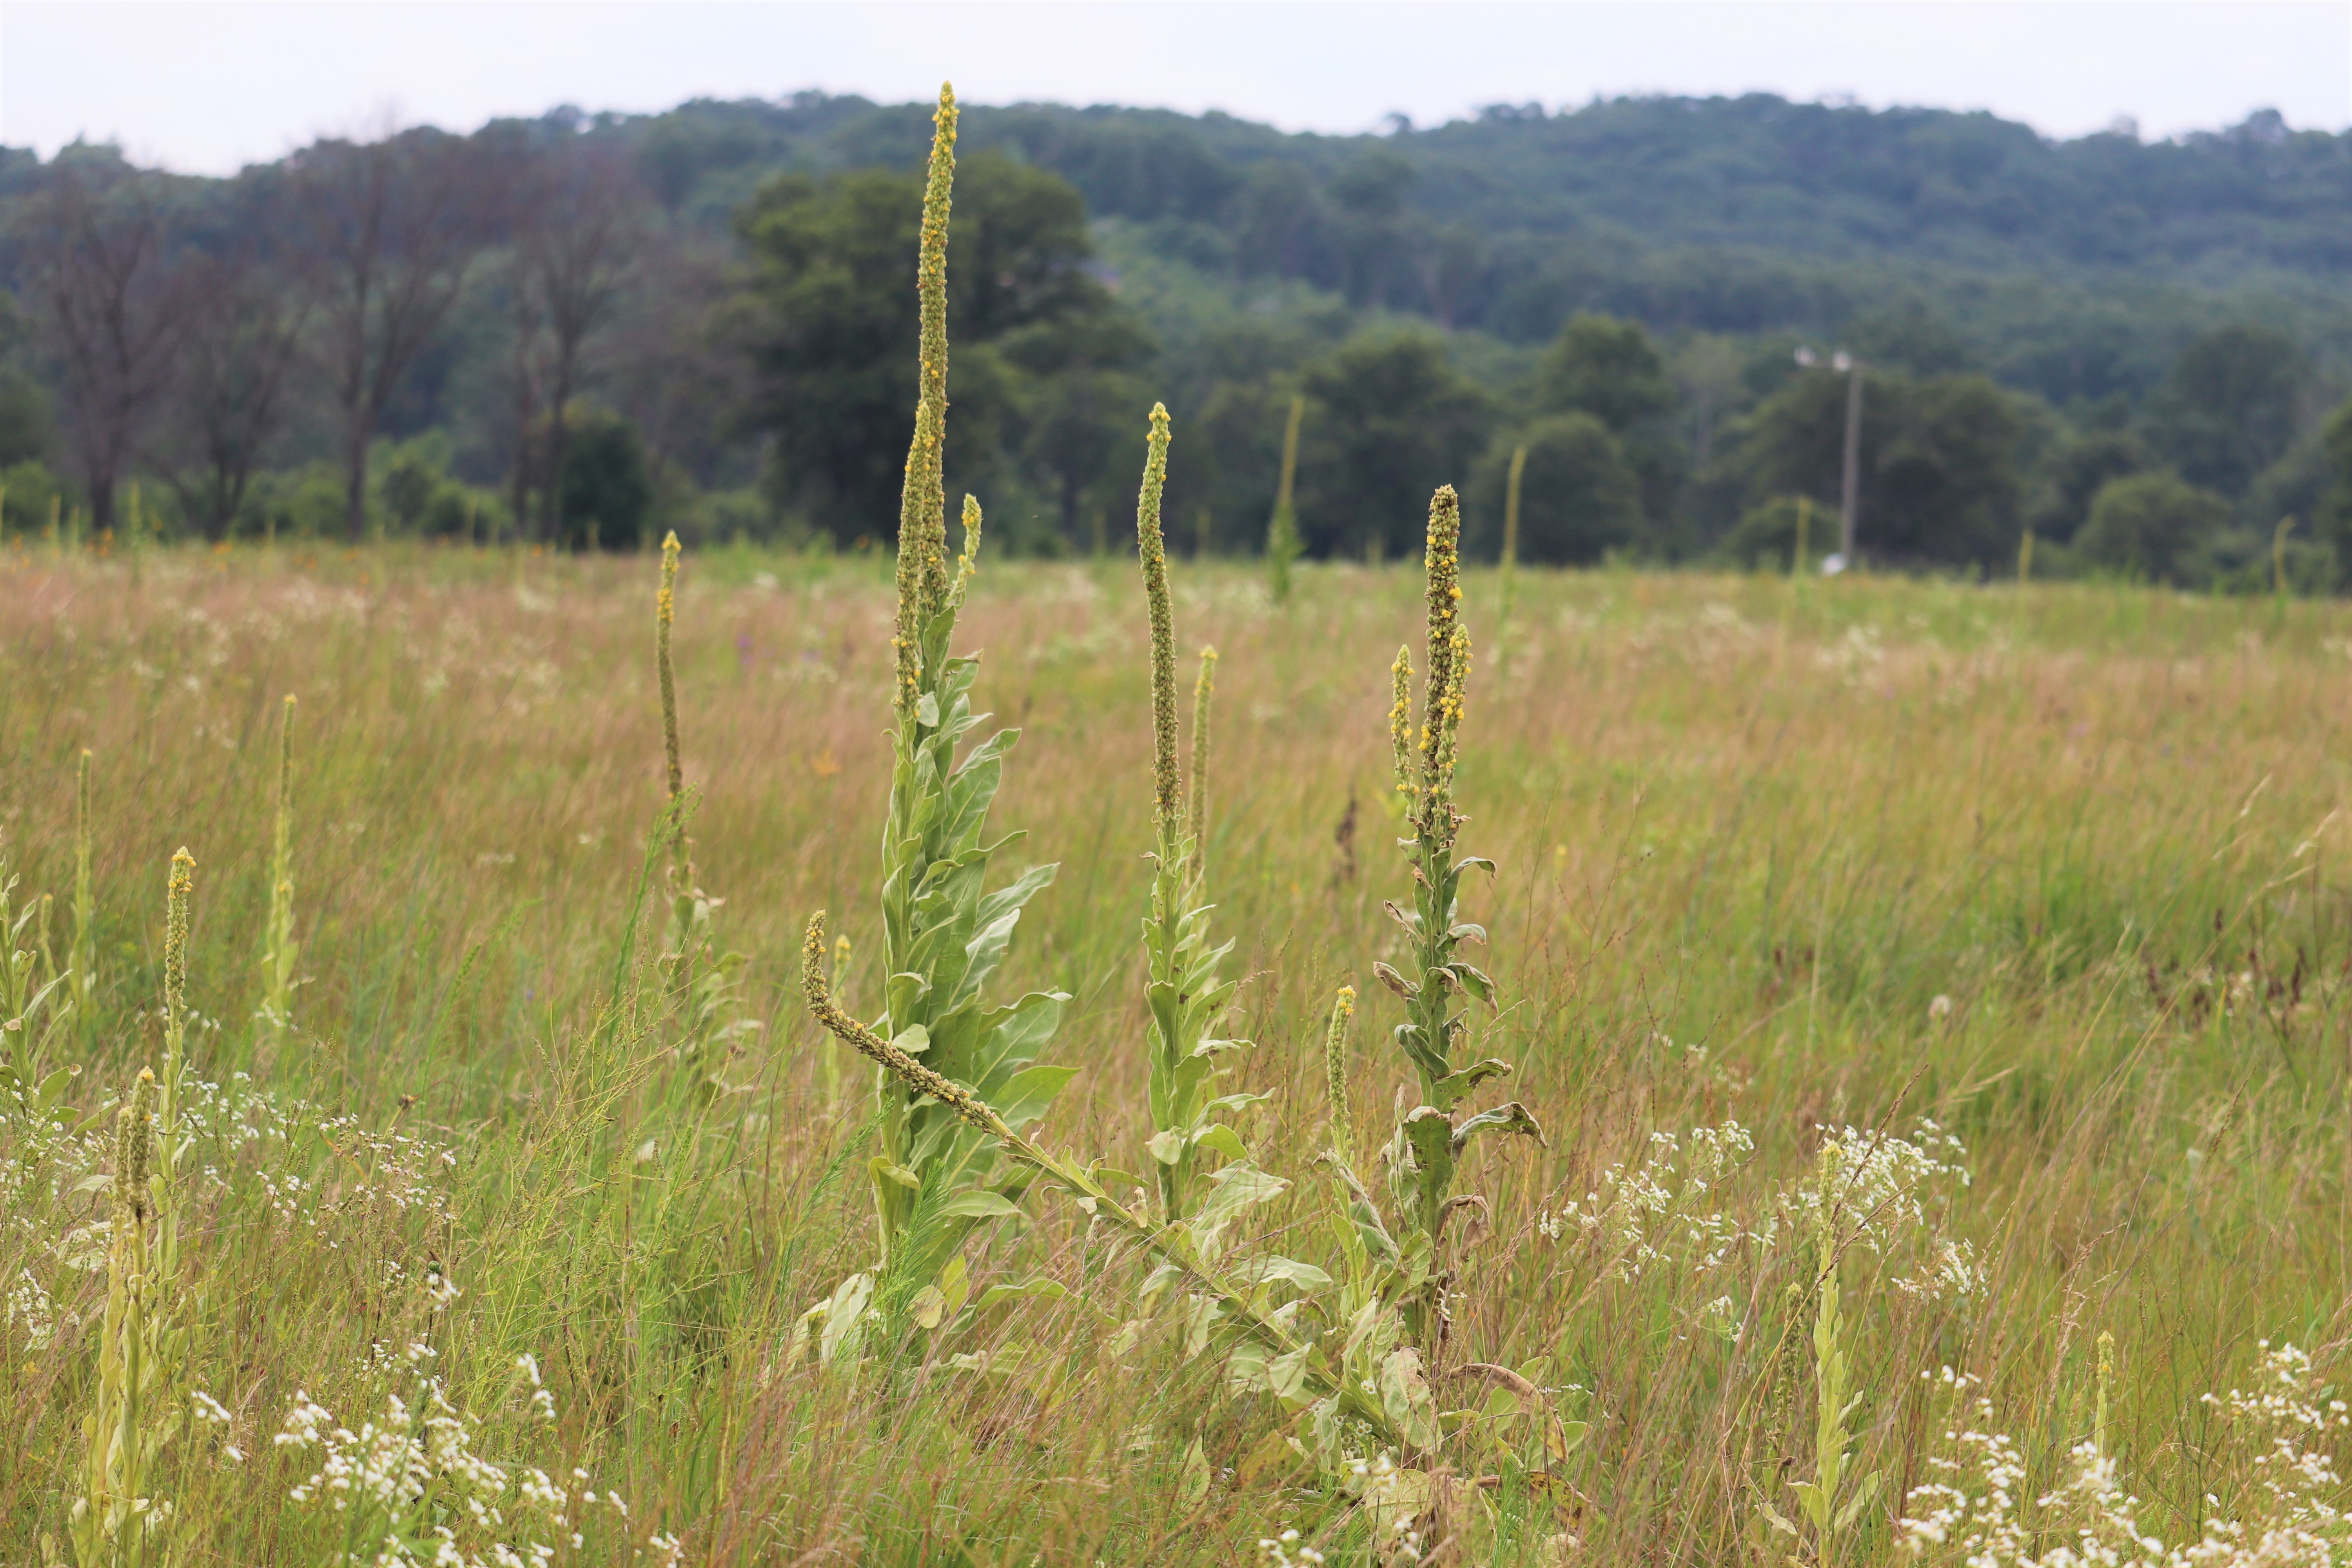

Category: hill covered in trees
[2, 87, 2348, 584]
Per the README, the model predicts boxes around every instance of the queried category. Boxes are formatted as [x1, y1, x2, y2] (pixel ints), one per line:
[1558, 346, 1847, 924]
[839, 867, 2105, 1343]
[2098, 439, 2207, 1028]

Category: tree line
[0, 90, 2348, 586]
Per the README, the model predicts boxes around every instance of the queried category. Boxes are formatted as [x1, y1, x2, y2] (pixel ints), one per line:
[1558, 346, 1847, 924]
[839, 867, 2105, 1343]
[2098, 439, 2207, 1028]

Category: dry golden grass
[5, 543, 2352, 1564]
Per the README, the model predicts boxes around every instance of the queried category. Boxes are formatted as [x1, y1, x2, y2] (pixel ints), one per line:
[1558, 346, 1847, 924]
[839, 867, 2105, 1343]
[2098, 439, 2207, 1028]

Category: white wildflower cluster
[1, 1071, 466, 1357]
[1902, 1345, 2352, 1568]
[1539, 1122, 1764, 1281]
[1258, 1526, 1327, 1566]
[271, 1354, 681, 1568]
[1785, 1121, 1972, 1258]
[5, 1265, 57, 1350]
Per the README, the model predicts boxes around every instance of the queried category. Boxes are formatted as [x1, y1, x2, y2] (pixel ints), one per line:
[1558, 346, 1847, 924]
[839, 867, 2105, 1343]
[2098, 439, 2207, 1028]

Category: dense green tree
[2312, 398, 2352, 568]
[2026, 428, 2156, 542]
[558, 408, 652, 550]
[1465, 413, 1643, 564]
[2151, 324, 2310, 496]
[733, 152, 1127, 544]
[1533, 314, 1676, 432]
[1294, 332, 1493, 558]
[2076, 471, 2229, 584]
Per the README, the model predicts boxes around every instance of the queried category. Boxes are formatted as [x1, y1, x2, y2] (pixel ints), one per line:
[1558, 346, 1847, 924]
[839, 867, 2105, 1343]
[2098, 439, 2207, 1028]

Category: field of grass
[5, 537, 2352, 1566]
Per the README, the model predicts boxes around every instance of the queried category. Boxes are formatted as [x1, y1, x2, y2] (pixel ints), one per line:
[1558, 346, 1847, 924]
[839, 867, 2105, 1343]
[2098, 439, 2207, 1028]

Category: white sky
[3, 0, 2347, 175]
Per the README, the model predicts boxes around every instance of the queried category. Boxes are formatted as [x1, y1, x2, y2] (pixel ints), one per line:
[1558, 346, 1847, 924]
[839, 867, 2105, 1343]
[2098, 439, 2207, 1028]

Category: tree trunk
[343, 414, 371, 542]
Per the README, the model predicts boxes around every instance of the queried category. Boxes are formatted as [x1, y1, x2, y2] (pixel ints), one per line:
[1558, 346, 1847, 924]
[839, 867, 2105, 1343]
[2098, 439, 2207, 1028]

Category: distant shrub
[2077, 470, 2228, 584]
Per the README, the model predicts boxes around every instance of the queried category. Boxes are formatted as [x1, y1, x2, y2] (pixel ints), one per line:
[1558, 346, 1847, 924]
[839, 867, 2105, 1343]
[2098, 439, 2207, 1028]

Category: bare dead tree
[287, 127, 488, 541]
[601, 227, 747, 501]
[520, 138, 644, 544]
[14, 163, 188, 534]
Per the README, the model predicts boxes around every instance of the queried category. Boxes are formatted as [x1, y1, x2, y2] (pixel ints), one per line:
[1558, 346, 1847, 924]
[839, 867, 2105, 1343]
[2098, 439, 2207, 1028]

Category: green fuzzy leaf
[1380, 1348, 1441, 1450]
[1451, 1100, 1547, 1155]
[990, 1064, 1078, 1131]
[1193, 1124, 1249, 1162]
[1146, 1129, 1187, 1167]
[1267, 1341, 1313, 1402]
[1455, 855, 1497, 877]
[1446, 962, 1498, 1004]
[936, 1191, 1022, 1220]
[1234, 1256, 1334, 1292]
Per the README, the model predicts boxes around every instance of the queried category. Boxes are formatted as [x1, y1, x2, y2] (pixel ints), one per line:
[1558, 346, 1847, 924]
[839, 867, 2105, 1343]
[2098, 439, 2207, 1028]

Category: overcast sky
[3, 0, 2347, 175]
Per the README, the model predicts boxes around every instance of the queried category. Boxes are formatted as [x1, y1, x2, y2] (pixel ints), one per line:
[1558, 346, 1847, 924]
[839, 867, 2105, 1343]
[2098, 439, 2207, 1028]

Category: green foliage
[557, 408, 653, 550]
[1534, 314, 1677, 433]
[1296, 332, 1493, 560]
[2076, 470, 2231, 584]
[1468, 412, 1642, 564]
[2151, 323, 2310, 495]
[1730, 368, 2026, 568]
[734, 149, 1127, 547]
[0, 459, 65, 537]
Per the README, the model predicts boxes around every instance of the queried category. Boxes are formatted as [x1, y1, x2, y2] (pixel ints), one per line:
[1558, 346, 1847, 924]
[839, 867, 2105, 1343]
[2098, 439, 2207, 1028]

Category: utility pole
[1795, 346, 1865, 570]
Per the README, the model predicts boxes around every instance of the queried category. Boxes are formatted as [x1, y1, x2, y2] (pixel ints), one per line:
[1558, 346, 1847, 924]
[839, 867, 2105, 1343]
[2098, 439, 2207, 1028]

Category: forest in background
[4, 87, 2352, 585]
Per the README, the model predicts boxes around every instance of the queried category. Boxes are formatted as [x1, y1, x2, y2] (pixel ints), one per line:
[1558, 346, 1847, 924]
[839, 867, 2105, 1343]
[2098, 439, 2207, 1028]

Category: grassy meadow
[5, 538, 2352, 1565]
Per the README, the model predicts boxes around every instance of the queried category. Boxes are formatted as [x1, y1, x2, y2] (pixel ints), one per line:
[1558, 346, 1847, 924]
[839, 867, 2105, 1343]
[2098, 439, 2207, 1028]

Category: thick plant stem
[801, 913, 1399, 1447]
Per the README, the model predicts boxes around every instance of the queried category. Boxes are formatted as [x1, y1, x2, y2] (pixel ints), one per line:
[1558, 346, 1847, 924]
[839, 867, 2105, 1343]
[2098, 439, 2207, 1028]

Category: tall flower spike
[1323, 985, 1356, 1157]
[116, 1068, 156, 1224]
[1186, 646, 1218, 860]
[274, 696, 297, 852]
[1134, 403, 1180, 831]
[1388, 646, 1417, 801]
[893, 82, 958, 709]
[1432, 623, 1472, 809]
[657, 530, 683, 802]
[802, 912, 1001, 1134]
[1418, 486, 1462, 788]
[948, 494, 983, 611]
[163, 849, 193, 1032]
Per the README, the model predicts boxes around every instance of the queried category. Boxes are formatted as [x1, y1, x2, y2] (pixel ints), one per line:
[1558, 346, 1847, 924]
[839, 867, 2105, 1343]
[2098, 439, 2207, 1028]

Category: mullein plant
[1375, 487, 1543, 1351]
[651, 530, 752, 1067]
[1131, 405, 1259, 1227]
[797, 84, 1075, 1364]
[256, 696, 298, 1051]
[798, 923, 1402, 1447]
[1757, 1146, 1884, 1568]
[73, 1070, 176, 1568]
[76, 854, 200, 1568]
[1265, 393, 1305, 604]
